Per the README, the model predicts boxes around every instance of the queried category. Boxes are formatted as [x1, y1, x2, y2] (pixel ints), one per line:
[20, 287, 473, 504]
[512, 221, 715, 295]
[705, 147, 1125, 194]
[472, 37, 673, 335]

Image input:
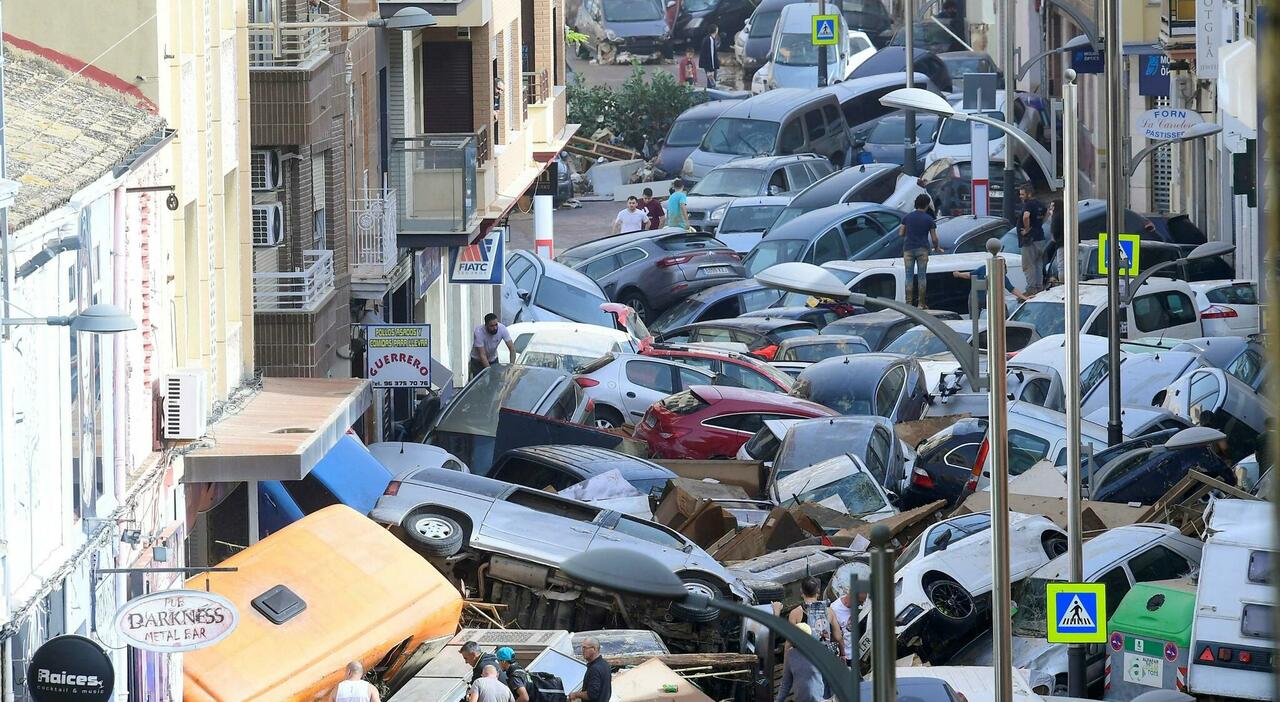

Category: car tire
[742, 579, 785, 604]
[594, 406, 625, 429]
[619, 290, 650, 322]
[924, 577, 976, 626]
[1042, 532, 1069, 559]
[670, 575, 725, 623]
[404, 513, 465, 557]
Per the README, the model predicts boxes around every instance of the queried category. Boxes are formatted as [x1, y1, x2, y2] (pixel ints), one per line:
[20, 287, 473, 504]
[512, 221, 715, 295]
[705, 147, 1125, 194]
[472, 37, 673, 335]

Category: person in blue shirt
[953, 264, 1029, 308]
[897, 194, 943, 308]
[775, 623, 826, 702]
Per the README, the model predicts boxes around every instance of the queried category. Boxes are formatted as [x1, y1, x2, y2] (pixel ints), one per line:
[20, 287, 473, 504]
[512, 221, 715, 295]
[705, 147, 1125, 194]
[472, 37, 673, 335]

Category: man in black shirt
[496, 647, 532, 702]
[1018, 185, 1047, 293]
[568, 637, 611, 702]
[462, 641, 504, 684]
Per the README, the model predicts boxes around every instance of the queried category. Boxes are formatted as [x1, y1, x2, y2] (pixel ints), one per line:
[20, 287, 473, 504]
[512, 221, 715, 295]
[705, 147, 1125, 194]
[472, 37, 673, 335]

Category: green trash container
[1103, 579, 1196, 701]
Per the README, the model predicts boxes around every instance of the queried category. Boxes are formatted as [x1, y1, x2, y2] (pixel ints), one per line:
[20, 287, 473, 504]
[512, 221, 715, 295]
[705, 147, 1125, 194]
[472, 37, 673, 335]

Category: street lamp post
[984, 238, 1014, 702]
[1001, 0, 1015, 222]
[1103, 0, 1124, 448]
[904, 0, 918, 176]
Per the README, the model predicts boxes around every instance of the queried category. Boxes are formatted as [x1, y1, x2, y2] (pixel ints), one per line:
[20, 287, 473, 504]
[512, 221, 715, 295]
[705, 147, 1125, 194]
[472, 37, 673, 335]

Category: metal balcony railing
[351, 189, 399, 280]
[391, 133, 478, 235]
[253, 249, 336, 313]
[522, 69, 550, 105]
[248, 13, 330, 68]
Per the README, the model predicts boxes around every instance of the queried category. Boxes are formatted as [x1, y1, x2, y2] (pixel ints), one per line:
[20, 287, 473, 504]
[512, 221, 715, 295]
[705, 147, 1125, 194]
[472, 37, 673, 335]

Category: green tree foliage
[567, 66, 706, 153]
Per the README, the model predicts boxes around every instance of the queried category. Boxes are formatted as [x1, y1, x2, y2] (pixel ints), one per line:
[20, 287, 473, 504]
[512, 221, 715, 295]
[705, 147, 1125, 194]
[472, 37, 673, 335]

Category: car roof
[788, 163, 901, 209]
[528, 250, 608, 291]
[727, 195, 794, 208]
[755, 0, 805, 9]
[1034, 524, 1188, 580]
[1025, 276, 1192, 304]
[779, 3, 823, 31]
[823, 71, 930, 99]
[685, 277, 769, 301]
[403, 466, 515, 498]
[559, 227, 716, 261]
[938, 50, 994, 60]
[711, 153, 825, 170]
[826, 308, 959, 327]
[502, 445, 676, 480]
[691, 317, 817, 332]
[688, 384, 836, 413]
[825, 251, 1015, 275]
[765, 202, 901, 240]
[676, 99, 741, 120]
[779, 334, 864, 347]
[720, 88, 834, 120]
[934, 215, 1010, 241]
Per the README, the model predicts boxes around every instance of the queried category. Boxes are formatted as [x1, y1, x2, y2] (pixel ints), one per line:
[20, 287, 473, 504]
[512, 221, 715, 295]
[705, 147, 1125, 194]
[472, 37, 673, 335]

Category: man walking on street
[666, 179, 691, 230]
[496, 647, 532, 702]
[1018, 185, 1046, 293]
[568, 638, 611, 702]
[469, 666, 515, 702]
[899, 194, 942, 308]
[640, 187, 664, 229]
[471, 314, 515, 380]
[698, 25, 721, 88]
[330, 661, 381, 702]
[613, 196, 649, 234]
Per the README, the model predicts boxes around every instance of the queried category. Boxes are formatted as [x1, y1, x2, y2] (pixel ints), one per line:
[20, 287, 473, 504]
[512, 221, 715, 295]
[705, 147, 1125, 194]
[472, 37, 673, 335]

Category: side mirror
[768, 185, 783, 196]
[517, 289, 532, 302]
[885, 489, 900, 506]
[853, 137, 866, 148]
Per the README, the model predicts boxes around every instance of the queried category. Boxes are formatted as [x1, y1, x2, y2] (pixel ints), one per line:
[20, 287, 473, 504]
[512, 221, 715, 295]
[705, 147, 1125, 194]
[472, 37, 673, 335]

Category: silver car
[370, 468, 754, 611]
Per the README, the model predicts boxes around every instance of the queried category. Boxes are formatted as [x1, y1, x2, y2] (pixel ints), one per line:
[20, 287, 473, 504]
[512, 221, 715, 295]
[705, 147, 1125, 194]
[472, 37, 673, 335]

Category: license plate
[1122, 653, 1163, 688]
[699, 266, 734, 277]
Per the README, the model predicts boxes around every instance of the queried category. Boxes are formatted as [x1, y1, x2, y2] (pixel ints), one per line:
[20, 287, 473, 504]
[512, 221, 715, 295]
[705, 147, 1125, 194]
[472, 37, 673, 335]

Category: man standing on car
[568, 638, 611, 702]
[471, 313, 516, 380]
[495, 648, 532, 702]
[1018, 184, 1047, 293]
[612, 196, 649, 234]
[898, 194, 943, 308]
[640, 187, 665, 229]
[698, 25, 721, 88]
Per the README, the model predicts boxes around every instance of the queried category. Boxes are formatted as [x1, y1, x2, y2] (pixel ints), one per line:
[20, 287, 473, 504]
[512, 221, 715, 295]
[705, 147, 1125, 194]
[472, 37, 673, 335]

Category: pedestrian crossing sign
[812, 15, 839, 45]
[1046, 582, 1108, 643]
[1097, 232, 1142, 276]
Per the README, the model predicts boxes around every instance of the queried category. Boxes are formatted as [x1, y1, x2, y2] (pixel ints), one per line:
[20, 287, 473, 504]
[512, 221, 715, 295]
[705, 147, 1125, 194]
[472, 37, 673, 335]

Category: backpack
[803, 600, 841, 657]
[528, 671, 567, 702]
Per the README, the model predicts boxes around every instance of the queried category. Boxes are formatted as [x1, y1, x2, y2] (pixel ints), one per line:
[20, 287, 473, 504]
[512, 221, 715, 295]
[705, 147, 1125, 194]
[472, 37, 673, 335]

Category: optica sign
[1134, 108, 1204, 141]
[114, 589, 239, 653]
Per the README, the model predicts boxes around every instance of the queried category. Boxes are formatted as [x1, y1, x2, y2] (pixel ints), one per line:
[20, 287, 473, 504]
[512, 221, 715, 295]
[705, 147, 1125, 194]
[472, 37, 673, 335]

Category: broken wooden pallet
[566, 135, 638, 162]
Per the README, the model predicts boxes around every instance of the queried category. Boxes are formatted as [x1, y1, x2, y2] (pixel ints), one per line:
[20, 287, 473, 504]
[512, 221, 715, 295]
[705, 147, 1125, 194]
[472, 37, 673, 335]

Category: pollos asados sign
[114, 589, 239, 653]
[26, 635, 114, 702]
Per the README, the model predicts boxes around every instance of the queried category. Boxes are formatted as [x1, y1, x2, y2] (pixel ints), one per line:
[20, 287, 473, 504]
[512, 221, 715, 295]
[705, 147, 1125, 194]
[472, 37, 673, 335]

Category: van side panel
[184, 505, 463, 702]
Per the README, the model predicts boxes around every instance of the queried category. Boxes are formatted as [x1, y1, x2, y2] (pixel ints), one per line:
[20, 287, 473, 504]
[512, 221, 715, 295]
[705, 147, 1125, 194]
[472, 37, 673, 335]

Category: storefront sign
[1196, 0, 1223, 78]
[114, 589, 239, 653]
[1134, 108, 1204, 140]
[415, 246, 442, 301]
[1070, 48, 1104, 74]
[365, 323, 433, 388]
[448, 227, 505, 284]
[1138, 54, 1170, 97]
[26, 635, 114, 702]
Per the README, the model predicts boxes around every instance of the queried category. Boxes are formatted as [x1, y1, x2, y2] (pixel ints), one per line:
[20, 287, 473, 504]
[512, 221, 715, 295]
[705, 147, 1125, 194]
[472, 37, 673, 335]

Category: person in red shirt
[676, 46, 698, 86]
[639, 188, 665, 229]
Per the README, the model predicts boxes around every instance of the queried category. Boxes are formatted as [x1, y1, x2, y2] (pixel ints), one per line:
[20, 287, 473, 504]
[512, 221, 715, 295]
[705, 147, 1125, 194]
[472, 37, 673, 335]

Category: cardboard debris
[655, 459, 766, 495]
[611, 658, 715, 702]
[788, 501, 866, 534]
[711, 507, 811, 561]
[954, 492, 1144, 536]
[654, 479, 751, 530]
[1006, 465, 1069, 498]
[834, 501, 946, 548]
[677, 502, 738, 549]
[895, 414, 971, 448]
[1135, 469, 1261, 535]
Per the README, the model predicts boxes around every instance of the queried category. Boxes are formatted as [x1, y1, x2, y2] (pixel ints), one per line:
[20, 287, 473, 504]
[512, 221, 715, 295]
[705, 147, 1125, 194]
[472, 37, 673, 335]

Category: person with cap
[495, 647, 533, 702]
[775, 623, 825, 702]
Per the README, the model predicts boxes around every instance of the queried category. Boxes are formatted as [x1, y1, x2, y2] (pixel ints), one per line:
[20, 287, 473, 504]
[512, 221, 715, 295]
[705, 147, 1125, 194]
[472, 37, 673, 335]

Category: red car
[633, 385, 838, 459]
[642, 343, 794, 393]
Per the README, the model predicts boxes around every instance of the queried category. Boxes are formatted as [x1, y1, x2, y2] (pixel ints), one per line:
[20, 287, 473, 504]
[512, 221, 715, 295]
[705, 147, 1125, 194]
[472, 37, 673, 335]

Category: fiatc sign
[114, 589, 239, 653]
[365, 324, 433, 389]
[448, 227, 505, 284]
[26, 635, 114, 702]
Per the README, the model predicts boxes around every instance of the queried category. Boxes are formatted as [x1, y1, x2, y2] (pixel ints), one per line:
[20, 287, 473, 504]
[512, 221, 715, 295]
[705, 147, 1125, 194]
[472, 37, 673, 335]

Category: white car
[923, 91, 1047, 170]
[750, 29, 876, 94]
[573, 352, 714, 428]
[496, 321, 640, 367]
[367, 442, 469, 473]
[887, 511, 1067, 661]
[1189, 279, 1260, 336]
[772, 453, 898, 522]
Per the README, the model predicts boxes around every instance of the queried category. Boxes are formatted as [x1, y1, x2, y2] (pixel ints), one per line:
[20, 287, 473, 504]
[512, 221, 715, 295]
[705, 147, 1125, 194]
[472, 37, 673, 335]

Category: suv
[643, 342, 795, 392]
[487, 445, 676, 495]
[556, 228, 745, 321]
[685, 154, 834, 232]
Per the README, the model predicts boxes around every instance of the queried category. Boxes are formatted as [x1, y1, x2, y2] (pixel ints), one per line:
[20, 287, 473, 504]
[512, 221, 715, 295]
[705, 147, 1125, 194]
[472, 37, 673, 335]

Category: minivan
[755, 4, 855, 91]
[682, 89, 854, 182]
[827, 71, 944, 145]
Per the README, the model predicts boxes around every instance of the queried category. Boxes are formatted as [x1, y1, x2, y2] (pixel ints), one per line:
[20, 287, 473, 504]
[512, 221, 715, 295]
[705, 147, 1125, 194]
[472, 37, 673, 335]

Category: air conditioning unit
[250, 149, 282, 191]
[163, 368, 209, 440]
[252, 203, 284, 247]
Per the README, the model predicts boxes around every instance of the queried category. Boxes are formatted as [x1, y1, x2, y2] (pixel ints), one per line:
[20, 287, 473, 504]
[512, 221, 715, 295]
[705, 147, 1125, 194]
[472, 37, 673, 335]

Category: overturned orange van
[184, 504, 463, 702]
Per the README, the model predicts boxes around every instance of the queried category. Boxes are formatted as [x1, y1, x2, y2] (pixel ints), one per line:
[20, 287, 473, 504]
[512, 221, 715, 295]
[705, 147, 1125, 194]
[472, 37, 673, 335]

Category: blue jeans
[904, 248, 929, 306]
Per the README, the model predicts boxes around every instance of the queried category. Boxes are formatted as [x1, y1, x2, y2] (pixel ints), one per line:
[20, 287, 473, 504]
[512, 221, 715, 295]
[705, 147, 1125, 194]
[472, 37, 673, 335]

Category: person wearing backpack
[496, 647, 532, 702]
[787, 577, 843, 660]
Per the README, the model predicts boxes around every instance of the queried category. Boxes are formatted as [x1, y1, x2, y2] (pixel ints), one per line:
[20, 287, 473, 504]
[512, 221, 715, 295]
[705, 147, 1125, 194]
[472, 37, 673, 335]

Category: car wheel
[742, 579, 785, 604]
[404, 513, 465, 557]
[670, 575, 725, 623]
[925, 577, 975, 625]
[1042, 532, 1069, 559]
[594, 406, 625, 429]
[619, 291, 650, 322]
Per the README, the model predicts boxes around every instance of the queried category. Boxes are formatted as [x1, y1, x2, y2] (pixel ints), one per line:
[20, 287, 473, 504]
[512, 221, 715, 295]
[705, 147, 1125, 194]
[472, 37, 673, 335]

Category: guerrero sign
[27, 635, 114, 702]
[365, 324, 433, 388]
[1134, 108, 1204, 140]
[114, 589, 238, 653]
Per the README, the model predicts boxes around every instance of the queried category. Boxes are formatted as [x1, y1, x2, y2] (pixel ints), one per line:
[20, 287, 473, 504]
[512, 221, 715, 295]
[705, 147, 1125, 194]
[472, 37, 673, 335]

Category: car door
[592, 512, 692, 569]
[864, 424, 893, 488]
[785, 163, 817, 193]
[873, 364, 906, 420]
[804, 228, 849, 266]
[766, 166, 792, 196]
[622, 358, 712, 420]
[502, 252, 537, 322]
[582, 254, 622, 297]
[478, 487, 601, 561]
[1130, 289, 1202, 339]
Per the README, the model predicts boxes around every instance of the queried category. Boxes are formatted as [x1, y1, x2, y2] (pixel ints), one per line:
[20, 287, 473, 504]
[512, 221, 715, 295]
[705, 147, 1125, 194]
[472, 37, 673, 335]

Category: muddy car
[575, 0, 671, 63]
[727, 544, 868, 612]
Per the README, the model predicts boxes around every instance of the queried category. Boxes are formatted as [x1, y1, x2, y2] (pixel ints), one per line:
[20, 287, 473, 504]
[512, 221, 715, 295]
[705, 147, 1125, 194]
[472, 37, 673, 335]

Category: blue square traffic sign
[1046, 582, 1107, 643]
[812, 15, 839, 45]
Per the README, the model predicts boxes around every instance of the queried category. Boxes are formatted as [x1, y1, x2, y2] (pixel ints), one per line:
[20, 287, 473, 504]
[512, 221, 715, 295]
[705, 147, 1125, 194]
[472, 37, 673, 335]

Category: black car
[1090, 443, 1234, 504]
[888, 22, 969, 54]
[1077, 240, 1234, 282]
[488, 445, 677, 495]
[850, 46, 953, 93]
[1138, 212, 1208, 248]
[740, 306, 850, 329]
[655, 100, 738, 179]
[820, 309, 961, 351]
[675, 0, 755, 47]
[789, 353, 928, 421]
[840, 0, 895, 47]
[849, 214, 1013, 262]
[650, 278, 785, 332]
[770, 163, 907, 229]
[900, 416, 987, 508]
[926, 159, 1031, 217]
[655, 317, 820, 360]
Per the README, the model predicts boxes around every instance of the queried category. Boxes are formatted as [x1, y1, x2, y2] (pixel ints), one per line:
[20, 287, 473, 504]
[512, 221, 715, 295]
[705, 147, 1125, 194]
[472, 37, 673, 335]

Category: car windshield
[842, 0, 889, 18]
[776, 34, 829, 66]
[787, 468, 887, 517]
[790, 377, 873, 415]
[1010, 301, 1097, 338]
[534, 278, 613, 326]
[867, 113, 940, 145]
[434, 367, 561, 436]
[775, 437, 852, 477]
[703, 118, 779, 156]
[603, 0, 663, 21]
[779, 340, 867, 362]
[750, 9, 783, 37]
[682, 0, 715, 10]
[944, 56, 996, 78]
[1012, 577, 1055, 637]
[744, 239, 807, 275]
[720, 204, 786, 233]
[692, 168, 766, 197]
[742, 427, 783, 461]
[882, 327, 952, 357]
[518, 336, 619, 372]
[938, 111, 1005, 145]
[667, 117, 717, 148]
[652, 296, 704, 331]
[772, 325, 819, 341]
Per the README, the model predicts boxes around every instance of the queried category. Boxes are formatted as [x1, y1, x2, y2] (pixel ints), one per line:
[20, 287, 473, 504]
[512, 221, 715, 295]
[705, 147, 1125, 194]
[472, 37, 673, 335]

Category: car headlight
[895, 604, 924, 627]
[605, 29, 620, 42]
[681, 158, 694, 177]
[710, 204, 729, 221]
[687, 17, 703, 29]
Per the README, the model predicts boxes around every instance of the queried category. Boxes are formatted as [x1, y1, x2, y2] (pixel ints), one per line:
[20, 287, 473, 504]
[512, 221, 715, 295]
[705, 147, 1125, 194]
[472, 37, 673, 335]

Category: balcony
[390, 132, 482, 245]
[248, 14, 330, 69]
[351, 189, 400, 280]
[253, 249, 336, 313]
[1161, 0, 1196, 40]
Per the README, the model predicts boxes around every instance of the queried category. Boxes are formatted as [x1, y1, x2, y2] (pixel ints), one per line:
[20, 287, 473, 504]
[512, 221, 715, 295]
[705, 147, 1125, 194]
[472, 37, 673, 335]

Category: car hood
[687, 151, 741, 179]
[862, 141, 936, 160]
[685, 195, 738, 213]
[606, 18, 668, 38]
[657, 145, 697, 176]
[744, 35, 773, 60]
[949, 631, 1066, 677]
[770, 62, 841, 89]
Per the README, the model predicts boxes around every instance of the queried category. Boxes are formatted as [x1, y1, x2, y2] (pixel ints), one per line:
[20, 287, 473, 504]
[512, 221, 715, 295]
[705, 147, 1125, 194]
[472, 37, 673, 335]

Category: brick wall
[494, 28, 507, 144]
[472, 30, 494, 142]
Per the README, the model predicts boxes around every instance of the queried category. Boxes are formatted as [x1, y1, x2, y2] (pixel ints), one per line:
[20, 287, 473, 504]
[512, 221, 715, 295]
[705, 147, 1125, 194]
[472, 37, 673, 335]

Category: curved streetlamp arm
[1125, 137, 1179, 177]
[1045, 0, 1101, 48]
[963, 113, 1064, 190]
[1017, 46, 1067, 81]
[847, 293, 986, 389]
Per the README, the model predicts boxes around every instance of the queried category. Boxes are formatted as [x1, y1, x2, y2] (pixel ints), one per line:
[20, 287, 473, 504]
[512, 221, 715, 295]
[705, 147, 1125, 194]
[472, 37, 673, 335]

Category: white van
[1187, 499, 1275, 701]
[1011, 278, 1204, 341]
[753, 4, 853, 92]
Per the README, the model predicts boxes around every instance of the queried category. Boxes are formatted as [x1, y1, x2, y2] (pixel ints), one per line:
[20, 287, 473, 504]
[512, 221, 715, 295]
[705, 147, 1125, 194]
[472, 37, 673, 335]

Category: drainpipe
[113, 185, 129, 508]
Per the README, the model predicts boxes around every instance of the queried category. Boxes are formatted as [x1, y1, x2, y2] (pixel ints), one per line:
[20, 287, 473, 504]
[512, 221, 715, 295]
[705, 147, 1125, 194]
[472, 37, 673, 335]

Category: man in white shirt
[612, 196, 649, 234]
[471, 313, 516, 380]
